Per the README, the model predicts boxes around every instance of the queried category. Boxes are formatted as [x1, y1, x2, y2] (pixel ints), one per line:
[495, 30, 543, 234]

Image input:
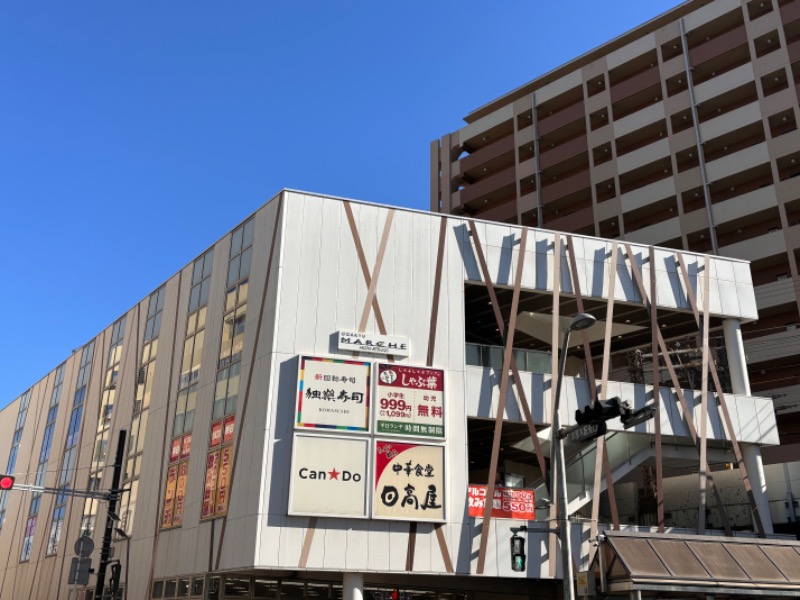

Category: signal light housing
[0, 475, 15, 490]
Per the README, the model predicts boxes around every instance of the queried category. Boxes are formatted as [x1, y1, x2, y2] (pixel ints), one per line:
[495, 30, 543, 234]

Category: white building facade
[0, 191, 786, 600]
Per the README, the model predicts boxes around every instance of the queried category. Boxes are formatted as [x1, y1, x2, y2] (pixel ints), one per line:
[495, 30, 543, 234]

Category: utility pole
[95, 429, 127, 600]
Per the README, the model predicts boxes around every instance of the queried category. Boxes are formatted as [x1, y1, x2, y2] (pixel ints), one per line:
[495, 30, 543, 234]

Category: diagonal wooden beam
[624, 245, 732, 534]
[358, 209, 395, 331]
[676, 254, 766, 536]
[476, 228, 528, 574]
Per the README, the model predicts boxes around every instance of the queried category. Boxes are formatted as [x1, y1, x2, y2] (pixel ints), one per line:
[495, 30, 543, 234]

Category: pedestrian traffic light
[0, 475, 14, 490]
[575, 397, 630, 425]
[510, 533, 526, 572]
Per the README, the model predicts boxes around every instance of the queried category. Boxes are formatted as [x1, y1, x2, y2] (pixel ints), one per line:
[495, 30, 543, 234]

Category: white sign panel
[373, 440, 445, 522]
[288, 434, 370, 518]
[375, 363, 445, 438]
[337, 330, 409, 357]
[296, 355, 371, 432]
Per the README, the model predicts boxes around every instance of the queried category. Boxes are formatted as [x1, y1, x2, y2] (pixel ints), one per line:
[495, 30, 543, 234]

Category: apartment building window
[47, 340, 94, 554]
[82, 317, 126, 536]
[0, 389, 32, 530]
[20, 363, 66, 561]
[120, 285, 165, 534]
[203, 218, 253, 520]
[161, 250, 213, 529]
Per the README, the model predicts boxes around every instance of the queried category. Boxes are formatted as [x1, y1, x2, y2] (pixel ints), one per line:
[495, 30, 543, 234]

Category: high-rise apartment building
[431, 0, 800, 446]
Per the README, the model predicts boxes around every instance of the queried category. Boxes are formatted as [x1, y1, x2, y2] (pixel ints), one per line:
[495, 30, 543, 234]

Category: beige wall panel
[607, 32, 656, 69]
[617, 138, 671, 175]
[705, 141, 769, 181]
[613, 101, 666, 138]
[693, 63, 755, 105]
[683, 0, 743, 32]
[460, 105, 514, 145]
[625, 217, 681, 245]
[761, 87, 797, 116]
[621, 176, 676, 213]
[755, 278, 797, 310]
[535, 69, 583, 104]
[700, 101, 762, 141]
[719, 229, 786, 261]
[713, 186, 778, 226]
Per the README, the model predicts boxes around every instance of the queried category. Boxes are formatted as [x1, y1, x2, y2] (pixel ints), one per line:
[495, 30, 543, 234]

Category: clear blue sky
[0, 1, 680, 407]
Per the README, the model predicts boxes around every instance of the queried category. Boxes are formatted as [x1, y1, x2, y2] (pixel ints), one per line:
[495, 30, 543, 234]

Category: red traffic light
[0, 475, 14, 490]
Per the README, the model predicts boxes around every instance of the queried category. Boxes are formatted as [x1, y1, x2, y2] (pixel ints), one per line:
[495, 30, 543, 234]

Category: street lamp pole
[550, 313, 596, 600]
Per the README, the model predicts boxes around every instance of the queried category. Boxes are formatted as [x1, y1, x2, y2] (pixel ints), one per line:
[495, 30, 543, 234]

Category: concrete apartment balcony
[693, 62, 755, 105]
[540, 169, 591, 204]
[754, 278, 798, 311]
[711, 186, 778, 226]
[699, 101, 763, 142]
[613, 101, 666, 138]
[543, 204, 596, 232]
[624, 216, 682, 246]
[705, 141, 770, 182]
[718, 229, 787, 261]
[539, 135, 589, 170]
[746, 328, 800, 367]
[617, 138, 671, 175]
[459, 135, 515, 173]
[538, 101, 586, 137]
[610, 67, 662, 104]
[689, 23, 748, 67]
[620, 170, 676, 213]
[781, 0, 800, 26]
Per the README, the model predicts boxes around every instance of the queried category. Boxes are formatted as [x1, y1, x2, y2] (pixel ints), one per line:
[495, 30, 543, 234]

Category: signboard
[337, 330, 409, 357]
[373, 440, 445, 522]
[201, 450, 220, 519]
[289, 434, 369, 518]
[215, 445, 233, 516]
[173, 461, 189, 527]
[375, 364, 444, 438]
[210, 420, 223, 447]
[467, 485, 535, 520]
[576, 571, 594, 597]
[161, 464, 178, 527]
[565, 421, 607, 444]
[223, 415, 235, 443]
[170, 437, 181, 463]
[296, 356, 371, 432]
[181, 433, 192, 459]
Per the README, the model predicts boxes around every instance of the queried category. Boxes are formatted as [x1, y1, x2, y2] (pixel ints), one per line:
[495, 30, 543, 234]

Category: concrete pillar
[742, 443, 774, 535]
[343, 572, 364, 600]
[723, 319, 750, 396]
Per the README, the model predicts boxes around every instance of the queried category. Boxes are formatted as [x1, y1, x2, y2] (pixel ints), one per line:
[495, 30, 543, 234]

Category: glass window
[152, 581, 164, 599]
[165, 580, 177, 597]
[280, 582, 305, 598]
[465, 344, 481, 366]
[178, 579, 190, 596]
[192, 578, 204, 596]
[224, 577, 251, 598]
[254, 579, 278, 599]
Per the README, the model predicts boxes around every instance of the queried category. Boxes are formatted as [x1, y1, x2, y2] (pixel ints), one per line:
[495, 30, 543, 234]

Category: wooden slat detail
[675, 254, 765, 536]
[434, 524, 455, 573]
[358, 209, 395, 331]
[624, 245, 732, 534]
[476, 228, 529, 574]
[298, 517, 319, 568]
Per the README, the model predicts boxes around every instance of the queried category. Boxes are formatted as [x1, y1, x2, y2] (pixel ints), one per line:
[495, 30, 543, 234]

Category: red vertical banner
[181, 433, 192, 459]
[170, 438, 181, 463]
[210, 421, 223, 447]
[172, 461, 189, 527]
[202, 451, 220, 519]
[161, 464, 178, 528]
[215, 445, 233, 516]
[223, 416, 235, 443]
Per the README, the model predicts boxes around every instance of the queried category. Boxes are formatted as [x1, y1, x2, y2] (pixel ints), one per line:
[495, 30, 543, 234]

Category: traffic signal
[510, 533, 526, 572]
[109, 562, 121, 594]
[575, 397, 631, 425]
[0, 475, 14, 490]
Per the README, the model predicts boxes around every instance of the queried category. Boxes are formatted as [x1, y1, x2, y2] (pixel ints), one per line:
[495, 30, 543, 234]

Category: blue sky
[0, 1, 680, 407]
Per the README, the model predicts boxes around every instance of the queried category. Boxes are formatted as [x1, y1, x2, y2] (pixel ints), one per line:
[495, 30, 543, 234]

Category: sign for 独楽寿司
[375, 364, 445, 439]
[296, 355, 371, 432]
[373, 440, 445, 522]
[288, 434, 370, 518]
[337, 330, 409, 357]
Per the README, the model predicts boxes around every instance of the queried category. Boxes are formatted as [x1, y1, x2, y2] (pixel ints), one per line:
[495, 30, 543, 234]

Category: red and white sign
[223, 415, 235, 443]
[210, 421, 223, 447]
[373, 440, 445, 522]
[181, 433, 192, 459]
[375, 364, 444, 438]
[201, 451, 220, 519]
[170, 438, 181, 463]
[467, 485, 535, 520]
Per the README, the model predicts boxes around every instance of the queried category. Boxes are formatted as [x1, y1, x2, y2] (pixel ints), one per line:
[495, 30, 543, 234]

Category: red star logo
[328, 468, 340, 480]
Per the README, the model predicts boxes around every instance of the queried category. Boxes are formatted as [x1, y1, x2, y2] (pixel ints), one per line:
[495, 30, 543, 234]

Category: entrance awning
[598, 531, 800, 598]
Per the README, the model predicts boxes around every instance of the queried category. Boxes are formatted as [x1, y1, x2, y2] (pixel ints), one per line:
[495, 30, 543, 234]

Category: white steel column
[343, 572, 364, 600]
[723, 319, 750, 396]
[742, 443, 774, 535]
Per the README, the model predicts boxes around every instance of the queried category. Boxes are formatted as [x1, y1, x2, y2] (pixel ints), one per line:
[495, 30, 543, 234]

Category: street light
[550, 313, 597, 600]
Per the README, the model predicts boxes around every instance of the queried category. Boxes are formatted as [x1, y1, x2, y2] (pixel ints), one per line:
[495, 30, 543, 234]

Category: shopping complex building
[1, 190, 799, 600]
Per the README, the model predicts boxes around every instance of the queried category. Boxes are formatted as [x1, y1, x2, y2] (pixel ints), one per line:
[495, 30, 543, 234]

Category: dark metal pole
[95, 429, 126, 600]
